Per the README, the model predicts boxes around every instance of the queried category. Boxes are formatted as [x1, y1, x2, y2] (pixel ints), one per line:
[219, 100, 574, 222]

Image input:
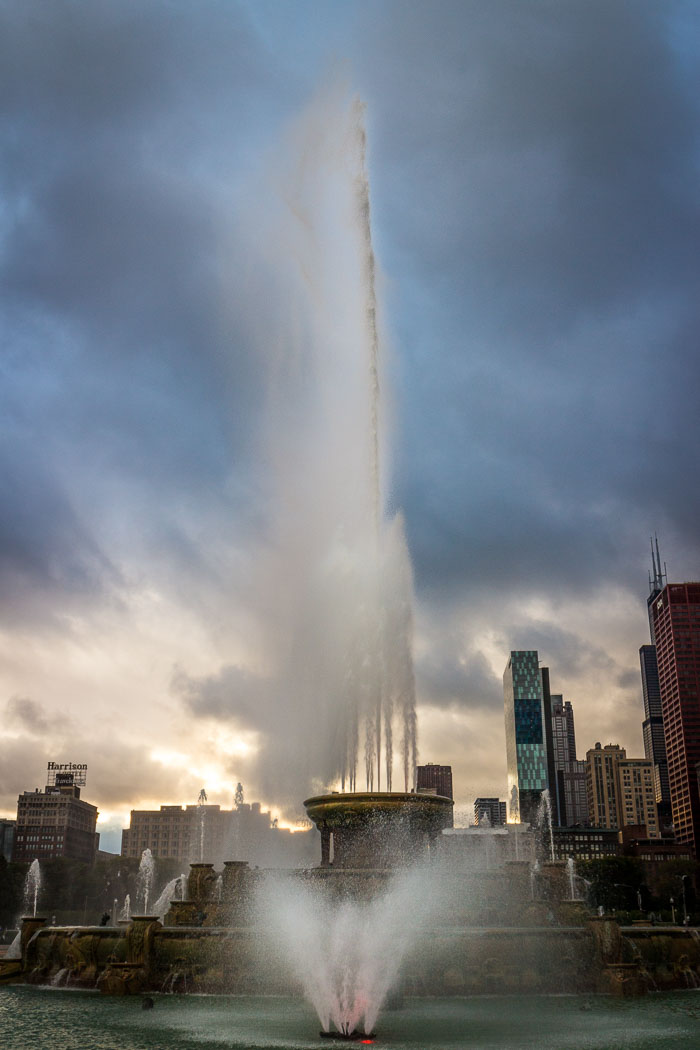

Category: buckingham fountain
[3, 788, 700, 1036]
[2, 94, 700, 1042]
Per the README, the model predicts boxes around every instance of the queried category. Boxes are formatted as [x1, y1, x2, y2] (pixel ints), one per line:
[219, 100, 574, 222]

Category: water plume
[203, 85, 419, 805]
[256, 865, 437, 1036]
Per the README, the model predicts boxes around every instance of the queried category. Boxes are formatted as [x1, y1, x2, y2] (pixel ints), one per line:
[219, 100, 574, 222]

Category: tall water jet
[136, 849, 155, 914]
[232, 88, 419, 804]
[23, 859, 42, 917]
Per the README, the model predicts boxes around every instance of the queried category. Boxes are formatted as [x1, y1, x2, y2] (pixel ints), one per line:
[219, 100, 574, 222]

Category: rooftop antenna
[649, 535, 666, 596]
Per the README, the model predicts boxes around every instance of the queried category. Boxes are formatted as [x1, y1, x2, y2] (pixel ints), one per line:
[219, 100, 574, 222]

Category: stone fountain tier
[304, 791, 454, 868]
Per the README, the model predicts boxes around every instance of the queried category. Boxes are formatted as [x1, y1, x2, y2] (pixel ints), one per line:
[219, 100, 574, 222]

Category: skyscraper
[650, 581, 700, 854]
[639, 539, 671, 825]
[550, 695, 588, 826]
[503, 651, 550, 824]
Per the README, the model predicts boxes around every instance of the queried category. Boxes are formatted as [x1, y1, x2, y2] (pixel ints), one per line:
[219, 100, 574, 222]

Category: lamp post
[676, 876, 689, 925]
[670, 896, 676, 925]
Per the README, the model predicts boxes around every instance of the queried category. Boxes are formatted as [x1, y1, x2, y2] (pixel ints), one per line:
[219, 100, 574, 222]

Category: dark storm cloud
[359, 0, 700, 600]
[1, 0, 699, 814]
[172, 664, 269, 730]
[0, 1, 296, 624]
[415, 633, 500, 713]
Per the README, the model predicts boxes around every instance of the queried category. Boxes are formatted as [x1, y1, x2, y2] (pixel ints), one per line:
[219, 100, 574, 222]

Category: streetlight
[670, 896, 676, 925]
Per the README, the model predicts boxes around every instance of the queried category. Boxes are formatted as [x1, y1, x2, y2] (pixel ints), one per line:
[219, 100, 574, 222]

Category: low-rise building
[121, 799, 316, 868]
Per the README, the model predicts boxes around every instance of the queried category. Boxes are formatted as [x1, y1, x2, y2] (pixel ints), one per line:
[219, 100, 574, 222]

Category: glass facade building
[503, 651, 549, 824]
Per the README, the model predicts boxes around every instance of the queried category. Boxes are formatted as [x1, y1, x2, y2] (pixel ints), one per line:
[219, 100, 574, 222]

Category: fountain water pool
[2, 987, 700, 1050]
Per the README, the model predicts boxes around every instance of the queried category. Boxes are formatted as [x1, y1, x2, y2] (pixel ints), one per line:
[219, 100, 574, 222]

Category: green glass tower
[504, 650, 550, 824]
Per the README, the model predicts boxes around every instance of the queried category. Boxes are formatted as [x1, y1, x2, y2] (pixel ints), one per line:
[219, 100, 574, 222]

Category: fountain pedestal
[20, 916, 47, 962]
[188, 863, 216, 901]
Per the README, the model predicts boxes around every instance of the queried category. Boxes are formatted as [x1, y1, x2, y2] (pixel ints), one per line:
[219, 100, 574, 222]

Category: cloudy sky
[2, 1, 699, 850]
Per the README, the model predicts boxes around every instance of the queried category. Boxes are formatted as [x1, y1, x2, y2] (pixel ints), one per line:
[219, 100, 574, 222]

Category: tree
[576, 856, 644, 912]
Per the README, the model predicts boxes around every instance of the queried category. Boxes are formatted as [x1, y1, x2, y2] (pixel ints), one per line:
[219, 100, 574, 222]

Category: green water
[1, 988, 698, 1050]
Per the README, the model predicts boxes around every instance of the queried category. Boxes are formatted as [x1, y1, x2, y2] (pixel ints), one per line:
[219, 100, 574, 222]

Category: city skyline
[2, 3, 700, 850]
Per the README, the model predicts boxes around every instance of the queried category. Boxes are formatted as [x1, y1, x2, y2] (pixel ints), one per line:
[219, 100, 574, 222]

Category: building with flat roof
[585, 743, 659, 839]
[416, 764, 453, 827]
[12, 772, 99, 865]
[473, 798, 506, 827]
[416, 763, 453, 799]
[121, 799, 316, 868]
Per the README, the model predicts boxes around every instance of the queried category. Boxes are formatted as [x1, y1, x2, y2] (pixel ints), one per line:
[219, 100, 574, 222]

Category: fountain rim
[303, 790, 454, 806]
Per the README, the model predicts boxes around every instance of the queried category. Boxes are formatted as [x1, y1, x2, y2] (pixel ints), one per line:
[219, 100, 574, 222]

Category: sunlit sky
[2, 2, 700, 853]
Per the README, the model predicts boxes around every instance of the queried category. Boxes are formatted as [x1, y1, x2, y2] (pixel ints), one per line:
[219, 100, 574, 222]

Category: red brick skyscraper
[651, 582, 700, 854]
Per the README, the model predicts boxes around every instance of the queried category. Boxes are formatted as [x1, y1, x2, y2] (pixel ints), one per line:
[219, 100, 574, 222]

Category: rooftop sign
[46, 762, 87, 787]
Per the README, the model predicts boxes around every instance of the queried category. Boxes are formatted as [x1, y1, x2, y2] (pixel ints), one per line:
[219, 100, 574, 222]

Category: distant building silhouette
[416, 763, 453, 827]
[639, 538, 672, 828]
[416, 763, 453, 798]
[473, 797, 506, 827]
[121, 798, 316, 868]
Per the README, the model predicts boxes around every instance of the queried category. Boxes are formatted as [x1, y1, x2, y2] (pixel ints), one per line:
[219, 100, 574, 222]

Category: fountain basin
[304, 792, 453, 868]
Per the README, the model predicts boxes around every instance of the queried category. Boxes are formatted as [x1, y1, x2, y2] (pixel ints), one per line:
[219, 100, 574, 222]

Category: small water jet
[151, 875, 186, 920]
[536, 790, 555, 862]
